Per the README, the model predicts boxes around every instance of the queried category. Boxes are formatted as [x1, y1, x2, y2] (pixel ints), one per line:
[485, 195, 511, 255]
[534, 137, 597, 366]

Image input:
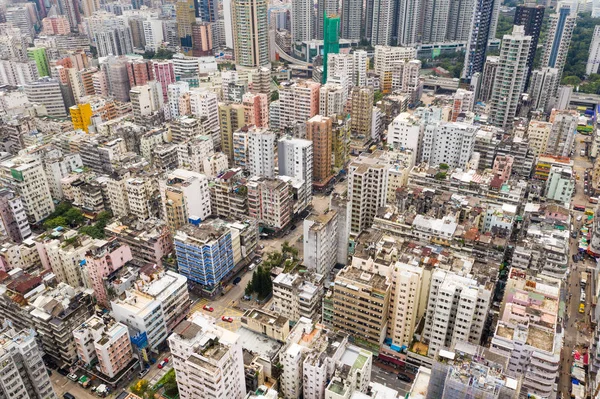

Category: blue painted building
[174, 223, 234, 288]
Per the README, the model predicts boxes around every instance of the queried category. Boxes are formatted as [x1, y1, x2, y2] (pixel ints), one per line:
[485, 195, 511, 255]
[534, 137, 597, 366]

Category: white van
[248, 263, 256, 271]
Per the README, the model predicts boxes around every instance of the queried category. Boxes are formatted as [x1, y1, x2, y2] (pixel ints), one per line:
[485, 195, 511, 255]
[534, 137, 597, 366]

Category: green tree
[43, 216, 67, 229]
[373, 90, 384, 104]
[271, 91, 279, 102]
[495, 14, 514, 39]
[563, 13, 600, 80]
[64, 208, 84, 226]
[562, 76, 582, 86]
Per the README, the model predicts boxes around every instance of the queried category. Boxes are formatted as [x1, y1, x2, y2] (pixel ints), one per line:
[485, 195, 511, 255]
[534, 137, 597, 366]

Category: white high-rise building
[1, 157, 55, 223]
[423, 269, 492, 357]
[279, 79, 320, 127]
[587, 25, 600, 75]
[0, 326, 56, 399]
[374, 45, 417, 93]
[291, 0, 313, 44]
[541, 2, 576, 95]
[189, 89, 220, 147]
[490, 25, 531, 129]
[143, 19, 164, 50]
[130, 81, 164, 124]
[369, 0, 394, 45]
[546, 110, 578, 157]
[422, 0, 451, 43]
[388, 262, 424, 348]
[327, 53, 354, 97]
[169, 313, 246, 399]
[319, 83, 346, 117]
[24, 77, 67, 117]
[303, 210, 338, 275]
[94, 26, 134, 57]
[528, 67, 560, 113]
[395, 0, 421, 46]
[387, 112, 424, 157]
[247, 126, 276, 178]
[168, 81, 190, 119]
[421, 122, 477, 169]
[278, 137, 313, 212]
[162, 169, 212, 222]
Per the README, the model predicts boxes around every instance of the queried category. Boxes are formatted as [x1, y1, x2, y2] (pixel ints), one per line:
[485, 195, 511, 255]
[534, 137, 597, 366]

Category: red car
[203, 305, 214, 312]
[158, 360, 167, 369]
[221, 316, 233, 323]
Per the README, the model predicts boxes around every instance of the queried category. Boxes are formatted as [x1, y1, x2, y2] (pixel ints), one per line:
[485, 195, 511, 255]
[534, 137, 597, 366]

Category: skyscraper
[422, 0, 450, 43]
[514, 4, 545, 87]
[587, 25, 600, 75]
[322, 14, 340, 83]
[232, 0, 270, 68]
[176, 0, 195, 51]
[396, 0, 421, 46]
[292, 0, 314, 44]
[528, 67, 559, 112]
[369, 0, 395, 45]
[341, 0, 361, 40]
[316, 0, 338, 39]
[462, 0, 497, 79]
[541, 2, 576, 95]
[194, 0, 218, 22]
[490, 25, 531, 129]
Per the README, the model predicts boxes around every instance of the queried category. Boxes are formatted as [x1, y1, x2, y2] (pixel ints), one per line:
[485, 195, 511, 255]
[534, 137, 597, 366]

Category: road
[370, 363, 411, 396]
[559, 136, 594, 398]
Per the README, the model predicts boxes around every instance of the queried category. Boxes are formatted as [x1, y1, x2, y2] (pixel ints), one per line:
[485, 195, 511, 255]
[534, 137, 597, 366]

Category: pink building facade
[85, 239, 133, 306]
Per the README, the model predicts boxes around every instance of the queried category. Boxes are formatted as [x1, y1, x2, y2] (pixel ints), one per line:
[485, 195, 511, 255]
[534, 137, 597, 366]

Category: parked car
[138, 368, 149, 378]
[397, 373, 412, 383]
[233, 276, 242, 285]
[580, 303, 585, 313]
[158, 360, 167, 369]
[57, 369, 69, 376]
[202, 305, 214, 312]
[573, 254, 578, 263]
[63, 393, 76, 399]
[248, 263, 256, 271]
[222, 316, 234, 323]
[67, 373, 78, 382]
[243, 295, 252, 301]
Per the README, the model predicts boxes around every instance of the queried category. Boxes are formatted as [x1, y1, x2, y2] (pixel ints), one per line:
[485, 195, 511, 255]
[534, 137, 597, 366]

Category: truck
[581, 271, 588, 288]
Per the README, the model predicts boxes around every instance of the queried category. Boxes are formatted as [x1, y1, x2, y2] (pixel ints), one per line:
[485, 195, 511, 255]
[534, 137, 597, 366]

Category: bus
[590, 197, 599, 204]
[574, 204, 586, 212]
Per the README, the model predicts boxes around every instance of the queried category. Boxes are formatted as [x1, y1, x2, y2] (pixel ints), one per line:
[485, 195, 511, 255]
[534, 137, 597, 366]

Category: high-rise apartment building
[347, 151, 389, 237]
[374, 46, 417, 94]
[169, 314, 246, 399]
[319, 83, 346, 117]
[528, 67, 559, 112]
[232, 0, 270, 68]
[85, 240, 133, 306]
[27, 47, 50, 78]
[541, 2, 576, 95]
[333, 266, 391, 348]
[462, 0, 497, 79]
[306, 115, 334, 185]
[421, 122, 477, 168]
[94, 26, 134, 57]
[1, 157, 55, 223]
[242, 92, 269, 127]
[0, 189, 30, 243]
[73, 316, 133, 378]
[514, 4, 545, 86]
[130, 81, 164, 124]
[303, 211, 338, 275]
[317, 0, 339, 39]
[152, 60, 176, 101]
[247, 176, 293, 230]
[341, 0, 361, 40]
[24, 77, 67, 117]
[69, 103, 92, 132]
[219, 102, 246, 162]
[423, 269, 492, 357]
[368, 0, 394, 45]
[490, 25, 531, 129]
[247, 126, 276, 178]
[0, 327, 56, 399]
[174, 223, 235, 288]
[176, 0, 196, 50]
[291, 0, 314, 44]
[546, 110, 578, 157]
[278, 137, 313, 212]
[587, 25, 600, 75]
[386, 112, 424, 156]
[279, 79, 320, 127]
[396, 0, 421, 46]
[422, 0, 451, 43]
[162, 169, 212, 230]
[349, 86, 374, 151]
[126, 58, 154, 87]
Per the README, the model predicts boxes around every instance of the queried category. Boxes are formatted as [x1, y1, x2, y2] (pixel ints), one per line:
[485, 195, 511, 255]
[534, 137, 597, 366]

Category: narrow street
[559, 136, 594, 398]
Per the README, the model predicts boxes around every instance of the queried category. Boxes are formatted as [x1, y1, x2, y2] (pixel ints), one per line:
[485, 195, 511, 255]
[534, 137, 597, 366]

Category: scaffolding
[322, 14, 340, 84]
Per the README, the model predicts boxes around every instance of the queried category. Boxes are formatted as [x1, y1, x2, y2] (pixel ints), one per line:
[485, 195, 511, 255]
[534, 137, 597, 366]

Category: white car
[248, 263, 256, 271]
[67, 373, 78, 382]
[577, 215, 583, 221]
